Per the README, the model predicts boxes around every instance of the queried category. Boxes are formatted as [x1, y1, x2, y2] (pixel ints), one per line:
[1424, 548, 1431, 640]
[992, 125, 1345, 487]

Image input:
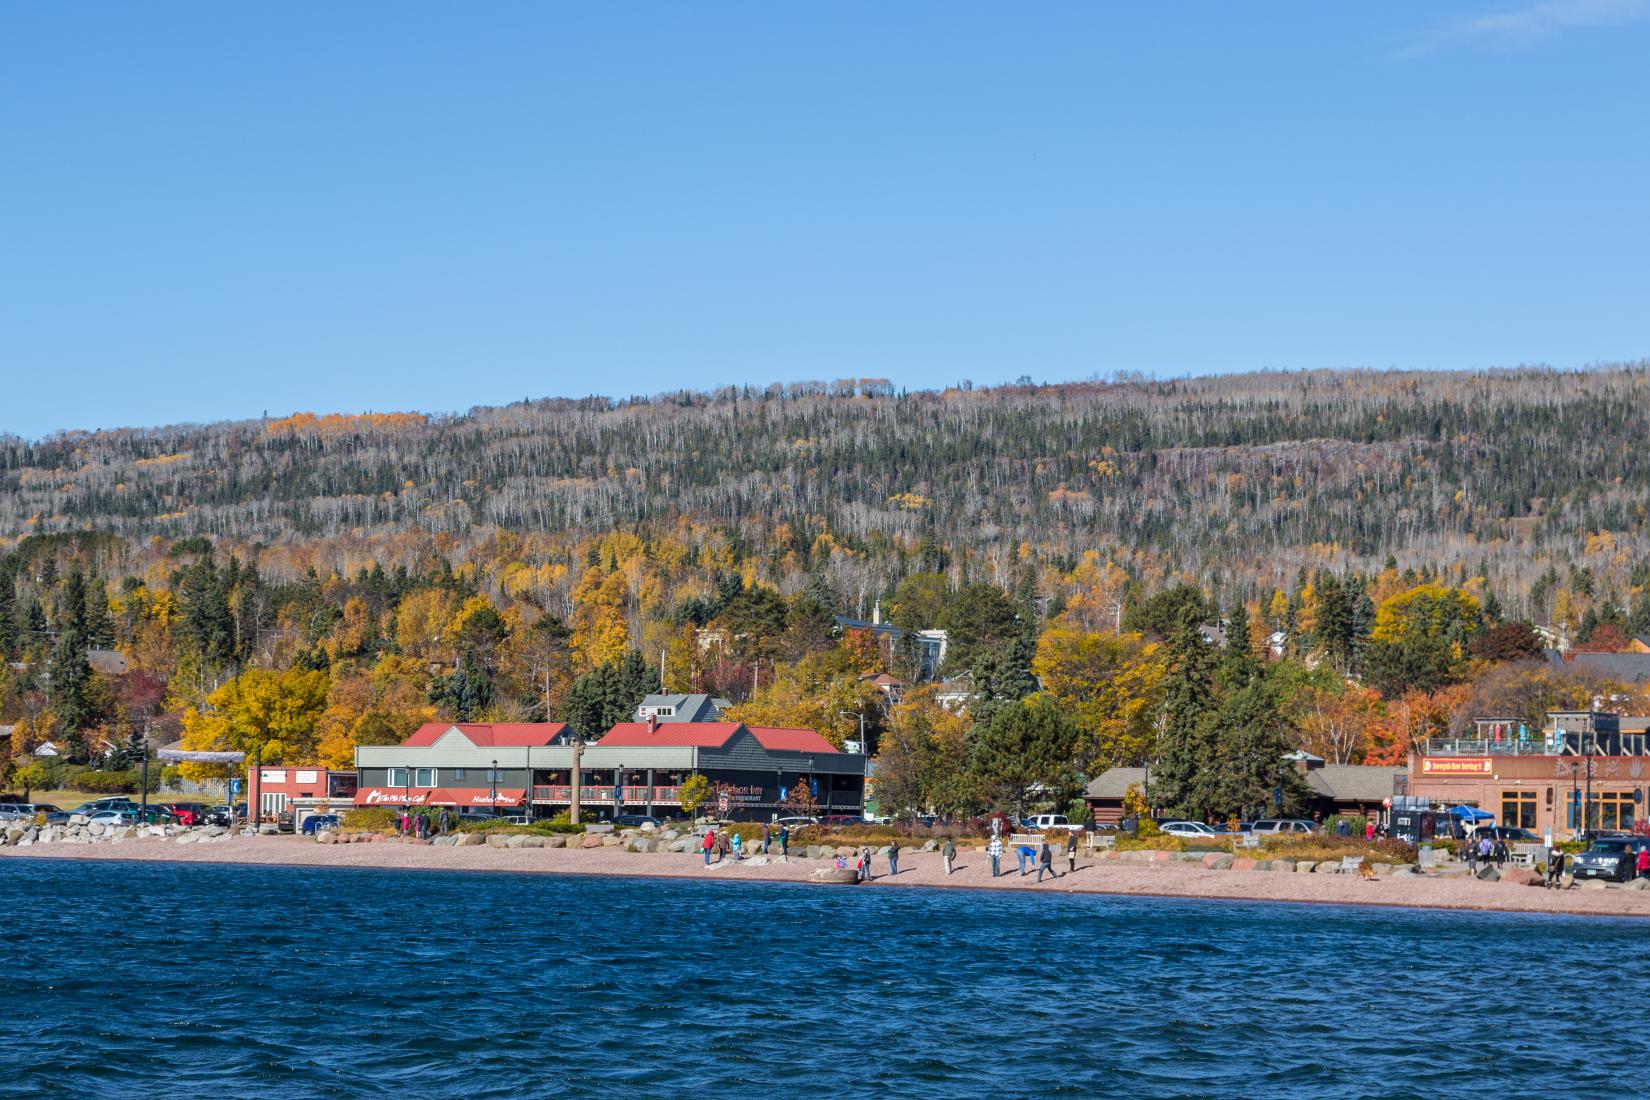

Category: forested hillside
[6, 365, 1650, 815]
[5, 365, 1650, 620]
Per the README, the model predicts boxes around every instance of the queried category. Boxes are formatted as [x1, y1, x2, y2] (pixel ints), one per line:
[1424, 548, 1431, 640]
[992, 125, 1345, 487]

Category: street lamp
[490, 758, 499, 818]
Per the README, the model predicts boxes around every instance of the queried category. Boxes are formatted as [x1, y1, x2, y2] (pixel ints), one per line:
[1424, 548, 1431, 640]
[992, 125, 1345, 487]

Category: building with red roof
[354, 718, 865, 822]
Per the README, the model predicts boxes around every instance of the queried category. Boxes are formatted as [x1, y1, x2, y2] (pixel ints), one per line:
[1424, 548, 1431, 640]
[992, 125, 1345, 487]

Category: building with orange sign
[1407, 711, 1650, 838]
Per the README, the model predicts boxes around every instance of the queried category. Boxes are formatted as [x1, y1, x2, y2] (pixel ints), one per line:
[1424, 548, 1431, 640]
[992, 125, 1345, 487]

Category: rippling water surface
[3, 857, 1642, 1098]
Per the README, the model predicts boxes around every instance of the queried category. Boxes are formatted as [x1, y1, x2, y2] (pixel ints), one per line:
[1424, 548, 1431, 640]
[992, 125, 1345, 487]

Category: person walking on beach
[987, 835, 1003, 877]
[717, 831, 731, 863]
[943, 836, 957, 876]
[702, 828, 716, 866]
[860, 845, 873, 882]
[438, 808, 449, 836]
[1637, 846, 1650, 881]
[761, 823, 771, 856]
[1494, 838, 1509, 869]
[887, 840, 900, 877]
[1017, 844, 1035, 876]
[779, 825, 790, 858]
[1037, 840, 1058, 883]
[1546, 847, 1565, 888]
[1066, 831, 1079, 875]
[1465, 834, 1478, 873]
[1477, 834, 1493, 869]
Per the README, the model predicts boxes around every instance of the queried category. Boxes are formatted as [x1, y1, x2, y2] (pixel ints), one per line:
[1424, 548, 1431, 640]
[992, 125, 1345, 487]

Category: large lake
[2, 857, 1639, 1097]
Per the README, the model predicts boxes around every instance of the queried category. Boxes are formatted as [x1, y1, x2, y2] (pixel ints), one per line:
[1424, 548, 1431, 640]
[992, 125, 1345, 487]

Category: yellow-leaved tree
[1032, 622, 1166, 769]
[178, 667, 330, 780]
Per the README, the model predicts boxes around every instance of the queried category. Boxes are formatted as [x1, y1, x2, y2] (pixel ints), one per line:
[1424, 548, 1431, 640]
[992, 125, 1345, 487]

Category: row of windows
[1499, 788, 1638, 831]
[386, 767, 500, 787]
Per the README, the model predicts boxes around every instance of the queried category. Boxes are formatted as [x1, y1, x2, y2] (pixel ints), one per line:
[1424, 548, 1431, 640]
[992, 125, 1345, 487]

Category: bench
[1338, 855, 1367, 874]
[1239, 833, 1260, 849]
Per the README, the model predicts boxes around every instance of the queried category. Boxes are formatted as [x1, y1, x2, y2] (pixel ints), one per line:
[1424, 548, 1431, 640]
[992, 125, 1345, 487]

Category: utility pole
[570, 739, 584, 826]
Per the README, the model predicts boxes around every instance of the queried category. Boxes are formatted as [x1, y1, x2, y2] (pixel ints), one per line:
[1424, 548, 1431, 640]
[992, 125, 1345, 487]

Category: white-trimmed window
[415, 768, 437, 788]
[387, 768, 409, 787]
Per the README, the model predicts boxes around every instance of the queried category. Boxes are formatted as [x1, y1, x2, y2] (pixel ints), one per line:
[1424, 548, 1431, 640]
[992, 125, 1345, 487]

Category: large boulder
[1501, 867, 1541, 887]
[485, 834, 512, 848]
[69, 814, 89, 826]
[455, 832, 485, 846]
[175, 831, 200, 844]
[921, 840, 938, 853]
[1475, 865, 1500, 882]
[1386, 864, 1421, 876]
[1580, 878, 1609, 891]
[579, 833, 604, 849]
[520, 835, 545, 848]
[316, 830, 338, 844]
[601, 835, 622, 847]
[666, 837, 690, 853]
[1620, 877, 1650, 891]
[1204, 853, 1235, 870]
[505, 834, 531, 849]
[1230, 858, 1257, 871]
[545, 834, 567, 848]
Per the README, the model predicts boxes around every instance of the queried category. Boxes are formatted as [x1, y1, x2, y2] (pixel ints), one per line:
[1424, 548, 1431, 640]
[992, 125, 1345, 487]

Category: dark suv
[1570, 836, 1650, 882]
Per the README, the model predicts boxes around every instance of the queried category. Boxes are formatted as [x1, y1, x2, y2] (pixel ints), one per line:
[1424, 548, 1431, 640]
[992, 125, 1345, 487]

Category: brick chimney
[647, 713, 658, 734]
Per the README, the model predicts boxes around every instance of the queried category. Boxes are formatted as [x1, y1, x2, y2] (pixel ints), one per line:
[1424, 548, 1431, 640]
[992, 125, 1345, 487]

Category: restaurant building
[353, 719, 866, 820]
[247, 766, 357, 827]
[1407, 711, 1650, 838]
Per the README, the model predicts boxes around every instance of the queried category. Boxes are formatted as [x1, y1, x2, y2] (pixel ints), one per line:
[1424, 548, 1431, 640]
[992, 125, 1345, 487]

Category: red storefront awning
[354, 787, 437, 806]
[353, 786, 525, 808]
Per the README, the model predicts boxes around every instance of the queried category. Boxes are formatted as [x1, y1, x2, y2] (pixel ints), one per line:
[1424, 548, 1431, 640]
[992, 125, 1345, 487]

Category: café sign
[1421, 758, 1493, 776]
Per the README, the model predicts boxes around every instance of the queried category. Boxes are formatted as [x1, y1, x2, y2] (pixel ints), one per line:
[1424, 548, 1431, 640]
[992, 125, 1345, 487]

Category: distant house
[1544, 649, 1650, 686]
[933, 676, 973, 714]
[633, 693, 731, 724]
[1084, 767, 1147, 825]
[860, 672, 905, 706]
[32, 740, 61, 758]
[836, 603, 947, 681]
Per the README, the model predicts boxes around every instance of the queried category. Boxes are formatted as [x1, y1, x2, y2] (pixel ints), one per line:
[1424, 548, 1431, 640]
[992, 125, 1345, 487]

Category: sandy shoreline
[6, 835, 1650, 919]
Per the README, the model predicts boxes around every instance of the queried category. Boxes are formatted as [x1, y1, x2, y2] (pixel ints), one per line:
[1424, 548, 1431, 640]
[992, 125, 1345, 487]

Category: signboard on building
[1421, 758, 1493, 776]
[718, 791, 730, 813]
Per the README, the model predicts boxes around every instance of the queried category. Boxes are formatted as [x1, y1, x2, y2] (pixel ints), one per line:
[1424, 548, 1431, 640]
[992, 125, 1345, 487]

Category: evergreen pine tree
[1151, 614, 1220, 820]
[1211, 673, 1311, 821]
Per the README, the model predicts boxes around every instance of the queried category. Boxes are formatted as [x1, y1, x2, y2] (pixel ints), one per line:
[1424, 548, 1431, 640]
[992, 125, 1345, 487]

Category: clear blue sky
[4, 1, 1648, 437]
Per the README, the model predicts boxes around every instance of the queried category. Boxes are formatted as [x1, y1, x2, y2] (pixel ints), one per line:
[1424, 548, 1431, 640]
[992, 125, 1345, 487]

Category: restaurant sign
[356, 788, 435, 805]
[1421, 758, 1493, 776]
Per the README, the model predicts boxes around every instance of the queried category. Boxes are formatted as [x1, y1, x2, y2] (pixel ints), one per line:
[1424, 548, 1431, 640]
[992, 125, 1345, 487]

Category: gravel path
[6, 836, 1650, 919]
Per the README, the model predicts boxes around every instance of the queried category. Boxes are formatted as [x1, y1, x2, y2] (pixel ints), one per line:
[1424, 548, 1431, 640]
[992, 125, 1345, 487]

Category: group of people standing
[985, 832, 1080, 881]
[700, 823, 792, 865]
[394, 808, 451, 838]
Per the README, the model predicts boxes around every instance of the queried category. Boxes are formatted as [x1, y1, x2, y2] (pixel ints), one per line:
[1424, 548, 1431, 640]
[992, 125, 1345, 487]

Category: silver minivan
[1250, 818, 1318, 835]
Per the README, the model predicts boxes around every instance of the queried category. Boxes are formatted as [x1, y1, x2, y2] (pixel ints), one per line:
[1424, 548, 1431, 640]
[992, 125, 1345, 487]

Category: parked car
[139, 806, 180, 825]
[1250, 819, 1319, 835]
[1160, 820, 1222, 837]
[0, 803, 36, 821]
[87, 809, 141, 828]
[1571, 836, 1650, 882]
[78, 798, 140, 817]
[300, 814, 342, 835]
[1476, 825, 1541, 844]
[1021, 814, 1084, 832]
[613, 814, 664, 828]
[164, 802, 212, 826]
[772, 815, 819, 831]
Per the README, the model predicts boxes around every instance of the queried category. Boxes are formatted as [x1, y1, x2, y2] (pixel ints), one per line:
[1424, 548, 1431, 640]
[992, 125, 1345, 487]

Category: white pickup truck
[1021, 814, 1084, 832]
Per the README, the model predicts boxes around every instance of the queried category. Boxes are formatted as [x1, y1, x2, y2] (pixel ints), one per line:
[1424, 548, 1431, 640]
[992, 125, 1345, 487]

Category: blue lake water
[2, 857, 1643, 1098]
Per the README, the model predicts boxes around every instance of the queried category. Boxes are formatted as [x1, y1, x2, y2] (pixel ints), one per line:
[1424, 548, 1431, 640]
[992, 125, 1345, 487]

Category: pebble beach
[7, 833, 1650, 919]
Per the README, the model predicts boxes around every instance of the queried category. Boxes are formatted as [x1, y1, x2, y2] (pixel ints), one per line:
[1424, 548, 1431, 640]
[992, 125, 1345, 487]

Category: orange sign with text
[1421, 758, 1493, 776]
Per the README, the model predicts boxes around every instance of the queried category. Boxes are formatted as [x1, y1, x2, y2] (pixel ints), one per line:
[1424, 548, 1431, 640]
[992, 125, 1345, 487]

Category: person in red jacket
[701, 828, 716, 866]
[1365, 819, 1377, 840]
[1636, 845, 1649, 881]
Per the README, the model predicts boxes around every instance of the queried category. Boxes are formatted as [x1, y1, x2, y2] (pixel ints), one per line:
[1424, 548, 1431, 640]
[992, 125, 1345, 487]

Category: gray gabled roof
[1544, 649, 1650, 685]
[634, 693, 731, 723]
[1085, 767, 1147, 799]
[1304, 765, 1404, 803]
